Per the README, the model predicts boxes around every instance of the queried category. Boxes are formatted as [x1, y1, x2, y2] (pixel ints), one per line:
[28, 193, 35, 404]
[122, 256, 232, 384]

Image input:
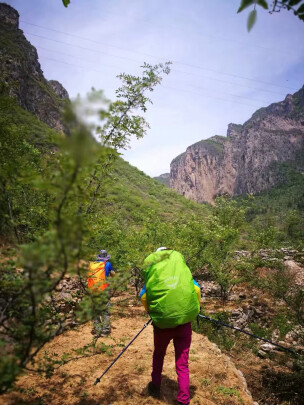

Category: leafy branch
[237, 0, 304, 31]
[84, 62, 171, 214]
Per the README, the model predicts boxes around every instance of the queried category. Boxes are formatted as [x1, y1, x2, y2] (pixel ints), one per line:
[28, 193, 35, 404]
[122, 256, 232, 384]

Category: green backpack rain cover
[143, 250, 200, 328]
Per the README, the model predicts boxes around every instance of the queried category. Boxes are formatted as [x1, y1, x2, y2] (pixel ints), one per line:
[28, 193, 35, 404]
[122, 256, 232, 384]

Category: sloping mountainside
[170, 88, 304, 203]
[103, 162, 205, 220]
[0, 91, 209, 250]
[0, 3, 68, 131]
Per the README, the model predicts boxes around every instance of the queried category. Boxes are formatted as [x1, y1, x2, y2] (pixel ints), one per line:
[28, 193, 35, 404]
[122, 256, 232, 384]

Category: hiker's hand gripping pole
[94, 318, 152, 385]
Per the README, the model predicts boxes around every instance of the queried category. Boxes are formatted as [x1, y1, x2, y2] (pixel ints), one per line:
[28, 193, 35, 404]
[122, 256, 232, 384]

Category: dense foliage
[238, 167, 304, 250]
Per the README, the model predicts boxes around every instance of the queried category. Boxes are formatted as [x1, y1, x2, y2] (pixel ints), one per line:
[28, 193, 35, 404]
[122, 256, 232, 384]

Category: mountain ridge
[170, 87, 304, 203]
[0, 2, 69, 132]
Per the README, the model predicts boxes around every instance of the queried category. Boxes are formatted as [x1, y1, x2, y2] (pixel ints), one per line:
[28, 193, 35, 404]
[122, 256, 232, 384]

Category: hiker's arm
[106, 261, 115, 277]
[140, 285, 148, 311]
[109, 263, 115, 277]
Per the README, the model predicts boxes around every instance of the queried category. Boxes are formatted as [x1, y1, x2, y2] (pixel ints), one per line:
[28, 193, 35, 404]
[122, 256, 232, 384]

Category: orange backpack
[87, 260, 109, 291]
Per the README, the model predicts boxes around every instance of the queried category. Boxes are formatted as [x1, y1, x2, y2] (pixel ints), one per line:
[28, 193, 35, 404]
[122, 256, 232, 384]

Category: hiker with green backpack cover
[140, 247, 201, 405]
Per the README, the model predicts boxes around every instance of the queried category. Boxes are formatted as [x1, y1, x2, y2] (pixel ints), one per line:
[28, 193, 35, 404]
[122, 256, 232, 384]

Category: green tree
[199, 197, 247, 302]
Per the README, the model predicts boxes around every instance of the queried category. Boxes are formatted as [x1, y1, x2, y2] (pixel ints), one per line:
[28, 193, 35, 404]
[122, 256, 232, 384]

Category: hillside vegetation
[238, 166, 304, 250]
[1, 89, 304, 403]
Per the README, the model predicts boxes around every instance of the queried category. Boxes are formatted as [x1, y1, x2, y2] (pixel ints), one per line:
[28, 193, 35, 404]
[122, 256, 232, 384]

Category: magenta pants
[152, 322, 192, 405]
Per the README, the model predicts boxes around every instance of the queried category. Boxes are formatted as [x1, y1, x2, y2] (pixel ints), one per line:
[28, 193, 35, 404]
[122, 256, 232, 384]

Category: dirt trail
[1, 305, 254, 405]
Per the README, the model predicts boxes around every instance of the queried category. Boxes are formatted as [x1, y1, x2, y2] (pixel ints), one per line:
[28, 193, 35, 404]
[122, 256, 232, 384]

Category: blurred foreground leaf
[247, 9, 257, 31]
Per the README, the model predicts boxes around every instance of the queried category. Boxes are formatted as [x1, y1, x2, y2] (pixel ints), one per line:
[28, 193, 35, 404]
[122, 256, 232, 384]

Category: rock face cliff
[170, 87, 304, 203]
[0, 3, 69, 131]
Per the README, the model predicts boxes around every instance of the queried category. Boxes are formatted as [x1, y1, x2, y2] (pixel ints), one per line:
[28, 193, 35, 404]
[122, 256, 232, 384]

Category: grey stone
[59, 292, 73, 302]
[258, 350, 268, 358]
[286, 361, 294, 369]
[260, 343, 276, 352]
[0, 3, 19, 27]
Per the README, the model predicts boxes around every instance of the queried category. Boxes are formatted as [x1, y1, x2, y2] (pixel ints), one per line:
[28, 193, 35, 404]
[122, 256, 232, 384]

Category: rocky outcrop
[0, 2, 18, 27]
[170, 88, 304, 203]
[48, 80, 69, 100]
[0, 3, 69, 132]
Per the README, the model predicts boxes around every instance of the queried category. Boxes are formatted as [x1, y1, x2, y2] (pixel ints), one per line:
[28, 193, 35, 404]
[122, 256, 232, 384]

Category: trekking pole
[198, 314, 297, 355]
[94, 318, 152, 385]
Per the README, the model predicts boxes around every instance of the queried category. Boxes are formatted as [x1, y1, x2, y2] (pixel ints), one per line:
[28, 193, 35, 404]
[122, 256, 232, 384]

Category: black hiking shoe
[147, 381, 160, 399]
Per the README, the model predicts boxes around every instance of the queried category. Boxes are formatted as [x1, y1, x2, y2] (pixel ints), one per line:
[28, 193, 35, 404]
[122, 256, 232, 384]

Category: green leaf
[256, 0, 269, 9]
[247, 9, 257, 31]
[289, 0, 302, 6]
[237, 0, 255, 13]
[62, 0, 70, 7]
[296, 4, 304, 14]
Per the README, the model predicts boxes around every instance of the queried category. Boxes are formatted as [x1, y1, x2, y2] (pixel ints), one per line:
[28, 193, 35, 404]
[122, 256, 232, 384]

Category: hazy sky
[5, 0, 304, 176]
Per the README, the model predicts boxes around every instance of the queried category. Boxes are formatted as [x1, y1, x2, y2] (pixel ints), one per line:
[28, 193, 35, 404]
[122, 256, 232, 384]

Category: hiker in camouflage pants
[89, 250, 115, 337]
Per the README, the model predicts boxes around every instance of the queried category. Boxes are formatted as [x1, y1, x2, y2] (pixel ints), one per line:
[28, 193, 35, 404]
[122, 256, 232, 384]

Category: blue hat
[97, 250, 111, 260]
